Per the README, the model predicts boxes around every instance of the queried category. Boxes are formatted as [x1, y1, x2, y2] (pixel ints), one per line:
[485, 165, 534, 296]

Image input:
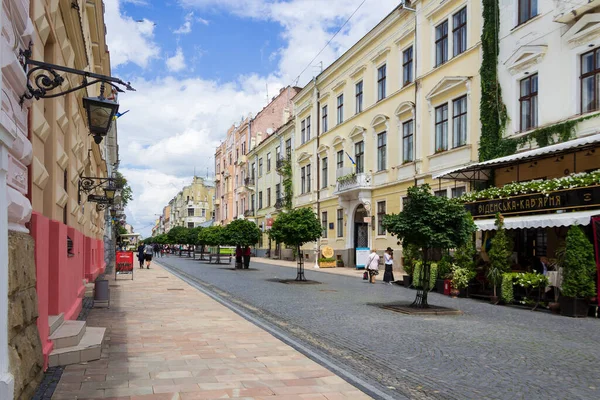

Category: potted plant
[450, 264, 475, 298]
[501, 273, 515, 304]
[318, 257, 337, 268]
[435, 254, 452, 293]
[401, 243, 420, 287]
[487, 214, 512, 304]
[560, 225, 596, 317]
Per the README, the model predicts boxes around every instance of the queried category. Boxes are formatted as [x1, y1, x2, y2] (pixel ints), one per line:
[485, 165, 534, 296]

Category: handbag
[363, 271, 368, 280]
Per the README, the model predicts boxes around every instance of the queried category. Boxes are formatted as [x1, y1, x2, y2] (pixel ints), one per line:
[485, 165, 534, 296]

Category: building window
[276, 146, 280, 160]
[202, 208, 206, 217]
[322, 157, 328, 188]
[251, 194, 255, 210]
[402, 46, 413, 85]
[267, 152, 272, 172]
[188, 208, 194, 217]
[322, 105, 328, 133]
[236, 148, 239, 162]
[453, 7, 467, 57]
[267, 188, 271, 207]
[337, 209, 344, 237]
[301, 119, 306, 144]
[451, 186, 466, 198]
[336, 150, 344, 170]
[188, 222, 194, 228]
[337, 94, 344, 124]
[452, 95, 467, 148]
[301, 167, 306, 194]
[403, 120, 414, 162]
[276, 183, 281, 200]
[306, 116, 311, 141]
[321, 211, 328, 238]
[306, 164, 312, 192]
[435, 189, 447, 198]
[251, 162, 256, 179]
[377, 132, 387, 171]
[259, 158, 263, 176]
[435, 104, 449, 152]
[355, 141, 364, 173]
[518, 0, 538, 25]
[259, 191, 263, 209]
[435, 20, 448, 67]
[520, 74, 538, 131]
[242, 142, 246, 155]
[377, 64, 387, 101]
[377, 201, 386, 236]
[355, 81, 363, 114]
[286, 138, 292, 157]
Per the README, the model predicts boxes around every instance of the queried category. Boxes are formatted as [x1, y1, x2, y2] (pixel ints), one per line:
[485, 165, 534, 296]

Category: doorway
[353, 204, 369, 266]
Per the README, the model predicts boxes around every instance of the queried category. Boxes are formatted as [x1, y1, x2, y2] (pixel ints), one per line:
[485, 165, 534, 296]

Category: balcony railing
[244, 209, 254, 217]
[244, 177, 255, 186]
[334, 168, 372, 195]
[274, 198, 284, 210]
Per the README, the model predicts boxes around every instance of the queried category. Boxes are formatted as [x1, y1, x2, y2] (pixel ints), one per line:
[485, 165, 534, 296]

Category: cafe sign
[465, 186, 600, 218]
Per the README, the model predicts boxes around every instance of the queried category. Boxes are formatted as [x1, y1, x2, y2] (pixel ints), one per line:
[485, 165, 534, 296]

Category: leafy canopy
[198, 225, 231, 247]
[167, 226, 188, 244]
[382, 184, 476, 252]
[268, 208, 322, 247]
[562, 225, 596, 298]
[227, 219, 261, 247]
[114, 171, 133, 207]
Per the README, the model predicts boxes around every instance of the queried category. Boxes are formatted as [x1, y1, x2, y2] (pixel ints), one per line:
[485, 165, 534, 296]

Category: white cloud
[174, 12, 193, 34]
[108, 0, 401, 236]
[104, 0, 160, 68]
[166, 48, 186, 71]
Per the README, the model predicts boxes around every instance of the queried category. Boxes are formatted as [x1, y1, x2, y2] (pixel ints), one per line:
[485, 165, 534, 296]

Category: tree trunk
[412, 249, 430, 308]
[295, 245, 306, 281]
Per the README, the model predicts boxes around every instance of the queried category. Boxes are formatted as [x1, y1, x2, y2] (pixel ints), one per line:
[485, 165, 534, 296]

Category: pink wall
[31, 212, 106, 369]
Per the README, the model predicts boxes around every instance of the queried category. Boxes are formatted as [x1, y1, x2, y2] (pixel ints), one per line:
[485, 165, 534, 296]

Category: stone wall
[8, 232, 43, 400]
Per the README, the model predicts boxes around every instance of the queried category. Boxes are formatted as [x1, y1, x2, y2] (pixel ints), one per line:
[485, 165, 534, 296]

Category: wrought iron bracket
[19, 42, 135, 105]
[78, 176, 122, 205]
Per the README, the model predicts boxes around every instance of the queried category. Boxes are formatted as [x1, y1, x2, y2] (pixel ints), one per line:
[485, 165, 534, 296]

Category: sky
[106, 0, 402, 237]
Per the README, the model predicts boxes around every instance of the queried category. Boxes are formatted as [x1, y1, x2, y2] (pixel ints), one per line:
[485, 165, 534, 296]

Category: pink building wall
[31, 212, 105, 369]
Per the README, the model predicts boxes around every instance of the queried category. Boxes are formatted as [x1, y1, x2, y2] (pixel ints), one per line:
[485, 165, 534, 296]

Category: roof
[433, 133, 600, 181]
[474, 210, 600, 231]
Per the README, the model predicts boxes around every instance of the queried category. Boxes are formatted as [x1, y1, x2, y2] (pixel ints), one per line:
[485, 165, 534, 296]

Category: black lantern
[110, 209, 117, 218]
[83, 96, 119, 144]
[103, 181, 117, 200]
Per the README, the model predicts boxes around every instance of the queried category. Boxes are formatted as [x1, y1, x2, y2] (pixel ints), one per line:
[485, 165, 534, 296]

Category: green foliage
[451, 264, 475, 290]
[454, 233, 476, 272]
[280, 158, 293, 210]
[479, 0, 510, 161]
[268, 208, 322, 248]
[153, 234, 169, 244]
[487, 214, 512, 293]
[436, 255, 453, 279]
[117, 225, 128, 236]
[457, 170, 600, 202]
[501, 273, 515, 303]
[167, 226, 188, 244]
[414, 261, 437, 290]
[188, 227, 203, 245]
[514, 272, 549, 289]
[336, 173, 356, 185]
[401, 243, 421, 276]
[198, 225, 232, 247]
[318, 257, 336, 263]
[226, 219, 261, 247]
[114, 171, 133, 207]
[562, 225, 596, 298]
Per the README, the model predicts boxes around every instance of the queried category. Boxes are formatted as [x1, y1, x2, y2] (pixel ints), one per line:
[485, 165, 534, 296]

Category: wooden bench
[208, 254, 232, 264]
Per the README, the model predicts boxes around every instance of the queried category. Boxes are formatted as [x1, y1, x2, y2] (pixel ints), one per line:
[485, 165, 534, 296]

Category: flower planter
[403, 275, 412, 288]
[559, 296, 589, 318]
[319, 261, 336, 268]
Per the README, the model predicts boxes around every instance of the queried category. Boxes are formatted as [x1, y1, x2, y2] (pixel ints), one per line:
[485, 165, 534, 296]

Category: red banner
[116, 251, 134, 275]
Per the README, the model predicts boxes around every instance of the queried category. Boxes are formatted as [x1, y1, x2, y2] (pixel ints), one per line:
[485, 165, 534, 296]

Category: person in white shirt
[366, 249, 380, 284]
[383, 247, 395, 284]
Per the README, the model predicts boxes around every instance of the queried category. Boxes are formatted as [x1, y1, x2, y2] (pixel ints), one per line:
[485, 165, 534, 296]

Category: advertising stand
[115, 251, 134, 280]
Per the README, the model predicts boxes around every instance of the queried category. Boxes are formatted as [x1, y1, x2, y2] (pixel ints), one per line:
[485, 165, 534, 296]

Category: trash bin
[94, 279, 110, 308]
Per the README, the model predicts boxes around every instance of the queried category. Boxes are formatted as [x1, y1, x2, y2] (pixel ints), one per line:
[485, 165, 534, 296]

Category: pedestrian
[160, 245, 165, 257]
[366, 249, 379, 284]
[153, 243, 160, 258]
[243, 246, 252, 269]
[383, 247, 395, 284]
[144, 243, 154, 269]
[235, 245, 243, 269]
[137, 243, 145, 269]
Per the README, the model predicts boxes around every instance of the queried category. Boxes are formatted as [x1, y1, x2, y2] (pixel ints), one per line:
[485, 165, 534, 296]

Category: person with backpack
[144, 243, 154, 268]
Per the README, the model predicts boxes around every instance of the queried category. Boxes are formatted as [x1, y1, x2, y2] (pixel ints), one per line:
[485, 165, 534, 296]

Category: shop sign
[115, 251, 134, 280]
[465, 186, 600, 218]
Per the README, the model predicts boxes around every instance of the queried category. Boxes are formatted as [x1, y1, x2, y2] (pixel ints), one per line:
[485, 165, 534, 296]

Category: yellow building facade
[293, 0, 482, 268]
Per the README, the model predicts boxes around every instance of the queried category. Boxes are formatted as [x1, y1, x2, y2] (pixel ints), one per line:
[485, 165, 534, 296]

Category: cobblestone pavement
[159, 256, 600, 400]
[50, 262, 371, 400]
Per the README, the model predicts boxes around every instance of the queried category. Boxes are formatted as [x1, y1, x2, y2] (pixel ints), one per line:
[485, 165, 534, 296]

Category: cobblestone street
[160, 256, 600, 400]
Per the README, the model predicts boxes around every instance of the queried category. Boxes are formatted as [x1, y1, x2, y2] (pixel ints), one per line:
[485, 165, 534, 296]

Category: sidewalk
[51, 261, 371, 400]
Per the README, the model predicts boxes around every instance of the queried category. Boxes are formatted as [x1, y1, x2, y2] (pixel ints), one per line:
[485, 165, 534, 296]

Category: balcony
[244, 209, 255, 217]
[334, 168, 372, 197]
[276, 156, 291, 174]
[214, 175, 221, 182]
[214, 198, 221, 206]
[274, 198, 284, 210]
[238, 155, 248, 166]
[244, 177, 255, 187]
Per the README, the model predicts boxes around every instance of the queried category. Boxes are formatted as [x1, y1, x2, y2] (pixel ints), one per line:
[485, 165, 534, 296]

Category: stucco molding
[296, 151, 312, 164]
[7, 186, 31, 232]
[332, 135, 345, 148]
[56, 101, 69, 134]
[564, 13, 600, 48]
[32, 103, 50, 142]
[370, 46, 391, 64]
[332, 80, 347, 93]
[70, 199, 80, 216]
[349, 64, 366, 80]
[32, 157, 49, 190]
[317, 144, 330, 155]
[504, 45, 548, 76]
[56, 142, 69, 170]
[395, 101, 415, 118]
[370, 114, 389, 128]
[55, 186, 68, 208]
[349, 125, 366, 141]
[7, 153, 27, 195]
[32, 4, 51, 45]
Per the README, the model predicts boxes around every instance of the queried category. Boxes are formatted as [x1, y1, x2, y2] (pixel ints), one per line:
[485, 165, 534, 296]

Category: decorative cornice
[350, 65, 367, 80]
[370, 46, 391, 64]
[332, 80, 347, 92]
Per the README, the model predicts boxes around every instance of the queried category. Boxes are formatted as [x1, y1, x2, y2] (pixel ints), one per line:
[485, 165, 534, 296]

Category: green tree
[382, 184, 476, 308]
[198, 225, 232, 259]
[487, 213, 512, 301]
[268, 208, 322, 281]
[167, 226, 188, 247]
[114, 171, 133, 207]
[562, 225, 596, 298]
[227, 219, 261, 247]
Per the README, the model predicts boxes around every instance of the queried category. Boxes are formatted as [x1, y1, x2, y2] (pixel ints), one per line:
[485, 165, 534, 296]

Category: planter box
[319, 261, 336, 268]
[403, 275, 412, 288]
[559, 296, 589, 318]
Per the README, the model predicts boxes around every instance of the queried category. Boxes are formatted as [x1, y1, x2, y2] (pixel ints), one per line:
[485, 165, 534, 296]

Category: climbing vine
[511, 113, 600, 148]
[479, 0, 510, 162]
[281, 158, 293, 210]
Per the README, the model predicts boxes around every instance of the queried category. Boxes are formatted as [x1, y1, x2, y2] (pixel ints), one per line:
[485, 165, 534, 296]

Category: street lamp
[103, 180, 117, 201]
[83, 95, 119, 144]
[110, 209, 117, 218]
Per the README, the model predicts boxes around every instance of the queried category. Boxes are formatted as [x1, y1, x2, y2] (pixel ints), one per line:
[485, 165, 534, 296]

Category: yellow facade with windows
[292, 0, 482, 269]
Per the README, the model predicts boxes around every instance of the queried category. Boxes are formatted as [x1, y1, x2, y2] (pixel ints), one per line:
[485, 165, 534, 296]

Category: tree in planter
[382, 185, 476, 308]
[199, 226, 232, 261]
[561, 225, 596, 316]
[226, 219, 261, 269]
[487, 214, 512, 303]
[167, 226, 189, 255]
[402, 243, 421, 280]
[187, 227, 203, 258]
[268, 208, 322, 281]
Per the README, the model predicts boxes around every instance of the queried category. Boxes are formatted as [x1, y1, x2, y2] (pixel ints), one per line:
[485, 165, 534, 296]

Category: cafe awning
[432, 133, 600, 181]
[474, 210, 600, 231]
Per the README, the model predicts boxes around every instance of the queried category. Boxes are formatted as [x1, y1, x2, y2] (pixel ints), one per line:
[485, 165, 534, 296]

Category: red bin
[443, 279, 452, 296]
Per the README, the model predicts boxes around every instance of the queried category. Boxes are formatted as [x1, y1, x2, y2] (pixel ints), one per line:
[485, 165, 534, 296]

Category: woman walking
[137, 243, 145, 269]
[243, 246, 252, 269]
[383, 247, 395, 284]
[143, 243, 154, 269]
[366, 249, 380, 284]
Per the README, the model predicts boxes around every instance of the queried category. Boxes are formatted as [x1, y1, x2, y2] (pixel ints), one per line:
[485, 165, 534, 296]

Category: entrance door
[352, 204, 369, 267]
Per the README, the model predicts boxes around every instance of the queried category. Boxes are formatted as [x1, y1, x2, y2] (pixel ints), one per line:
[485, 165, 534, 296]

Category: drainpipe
[405, 3, 418, 187]
[314, 80, 321, 269]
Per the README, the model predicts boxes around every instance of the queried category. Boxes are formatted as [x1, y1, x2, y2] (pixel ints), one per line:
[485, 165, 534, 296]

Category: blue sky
[105, 0, 400, 236]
